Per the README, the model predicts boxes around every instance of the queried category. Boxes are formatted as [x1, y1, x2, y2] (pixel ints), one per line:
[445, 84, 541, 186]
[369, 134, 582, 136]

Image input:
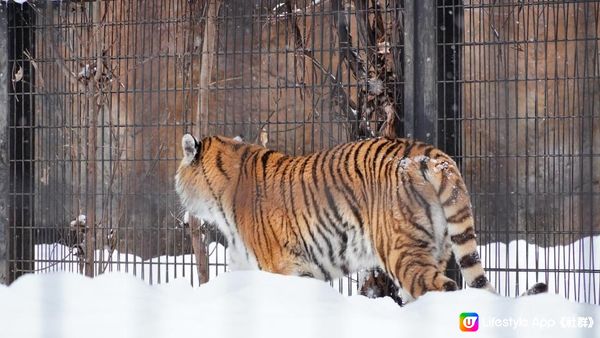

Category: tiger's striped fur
[175, 134, 495, 301]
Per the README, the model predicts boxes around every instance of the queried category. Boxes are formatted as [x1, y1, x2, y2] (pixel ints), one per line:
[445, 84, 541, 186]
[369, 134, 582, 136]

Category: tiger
[175, 133, 496, 302]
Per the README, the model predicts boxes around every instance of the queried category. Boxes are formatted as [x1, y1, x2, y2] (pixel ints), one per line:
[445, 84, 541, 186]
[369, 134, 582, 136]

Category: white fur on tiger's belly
[343, 237, 381, 277]
[178, 189, 260, 271]
[227, 245, 260, 271]
[211, 222, 260, 271]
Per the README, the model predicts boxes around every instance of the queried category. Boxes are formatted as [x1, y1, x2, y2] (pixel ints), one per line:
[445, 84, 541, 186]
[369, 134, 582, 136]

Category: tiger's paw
[443, 280, 458, 292]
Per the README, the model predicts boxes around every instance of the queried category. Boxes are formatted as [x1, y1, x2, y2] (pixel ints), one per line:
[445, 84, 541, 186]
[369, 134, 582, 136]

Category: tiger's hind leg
[378, 228, 458, 300]
[388, 250, 457, 300]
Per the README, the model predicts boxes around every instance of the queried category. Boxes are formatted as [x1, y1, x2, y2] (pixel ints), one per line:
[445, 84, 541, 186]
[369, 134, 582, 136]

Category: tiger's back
[176, 134, 494, 301]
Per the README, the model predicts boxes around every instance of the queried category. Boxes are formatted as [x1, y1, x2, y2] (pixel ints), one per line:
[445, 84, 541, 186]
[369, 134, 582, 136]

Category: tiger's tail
[423, 151, 495, 292]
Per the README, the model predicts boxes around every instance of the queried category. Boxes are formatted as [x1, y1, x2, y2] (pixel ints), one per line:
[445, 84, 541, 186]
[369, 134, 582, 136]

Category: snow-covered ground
[34, 236, 600, 302]
[0, 270, 597, 338]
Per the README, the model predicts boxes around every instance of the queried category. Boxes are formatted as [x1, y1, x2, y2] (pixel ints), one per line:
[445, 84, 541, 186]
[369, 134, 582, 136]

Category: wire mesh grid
[438, 0, 599, 303]
[8, 0, 201, 285]
[3, 0, 599, 304]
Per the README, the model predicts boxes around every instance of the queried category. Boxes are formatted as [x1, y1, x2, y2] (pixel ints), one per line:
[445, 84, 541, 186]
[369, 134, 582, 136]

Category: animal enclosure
[1, 0, 598, 304]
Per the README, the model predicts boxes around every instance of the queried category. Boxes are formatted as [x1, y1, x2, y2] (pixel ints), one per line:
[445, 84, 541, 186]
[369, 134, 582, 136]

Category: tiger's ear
[233, 135, 243, 142]
[182, 134, 199, 165]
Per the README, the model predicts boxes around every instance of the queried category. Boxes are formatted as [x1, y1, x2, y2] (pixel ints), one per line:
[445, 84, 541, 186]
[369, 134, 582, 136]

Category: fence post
[0, 5, 8, 285]
[404, 0, 466, 285]
[403, 0, 438, 146]
[7, 3, 34, 282]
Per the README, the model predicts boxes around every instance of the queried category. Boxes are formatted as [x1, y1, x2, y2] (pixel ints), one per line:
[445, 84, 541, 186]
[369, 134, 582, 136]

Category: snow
[0, 270, 598, 338]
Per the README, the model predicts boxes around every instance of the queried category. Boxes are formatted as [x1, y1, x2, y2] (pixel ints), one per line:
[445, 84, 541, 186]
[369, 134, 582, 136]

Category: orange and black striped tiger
[175, 134, 495, 301]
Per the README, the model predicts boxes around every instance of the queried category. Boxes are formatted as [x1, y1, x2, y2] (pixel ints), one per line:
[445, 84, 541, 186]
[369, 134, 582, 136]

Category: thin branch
[332, 0, 367, 80]
[287, 48, 357, 121]
[285, 0, 307, 100]
[46, 26, 81, 89]
[353, 0, 376, 61]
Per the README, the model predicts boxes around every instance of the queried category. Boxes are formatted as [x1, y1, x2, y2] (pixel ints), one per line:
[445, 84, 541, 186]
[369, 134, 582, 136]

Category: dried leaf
[13, 65, 23, 82]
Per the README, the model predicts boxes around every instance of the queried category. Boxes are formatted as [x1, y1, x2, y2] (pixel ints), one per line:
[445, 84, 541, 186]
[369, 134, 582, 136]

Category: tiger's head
[175, 133, 246, 223]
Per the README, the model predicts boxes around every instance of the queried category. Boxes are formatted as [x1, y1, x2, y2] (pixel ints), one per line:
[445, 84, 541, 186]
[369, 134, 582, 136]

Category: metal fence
[0, 0, 598, 304]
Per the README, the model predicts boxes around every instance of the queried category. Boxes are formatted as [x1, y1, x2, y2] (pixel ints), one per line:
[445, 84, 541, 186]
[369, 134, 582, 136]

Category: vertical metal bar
[0, 5, 8, 285]
[404, 0, 438, 145]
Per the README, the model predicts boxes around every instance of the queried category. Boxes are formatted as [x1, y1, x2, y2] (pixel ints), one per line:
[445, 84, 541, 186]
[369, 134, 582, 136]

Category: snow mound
[0, 271, 598, 338]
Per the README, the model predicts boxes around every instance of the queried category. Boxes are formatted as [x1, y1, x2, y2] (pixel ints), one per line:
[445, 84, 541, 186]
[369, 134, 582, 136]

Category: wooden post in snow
[189, 0, 221, 285]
